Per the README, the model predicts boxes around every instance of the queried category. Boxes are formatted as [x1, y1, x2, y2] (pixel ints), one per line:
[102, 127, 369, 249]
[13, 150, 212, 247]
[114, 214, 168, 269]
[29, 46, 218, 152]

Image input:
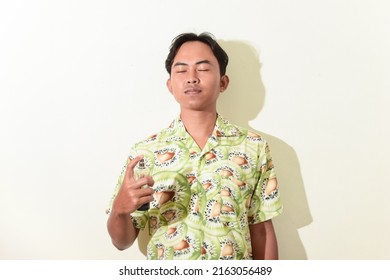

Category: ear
[219, 75, 230, 93]
[166, 78, 173, 94]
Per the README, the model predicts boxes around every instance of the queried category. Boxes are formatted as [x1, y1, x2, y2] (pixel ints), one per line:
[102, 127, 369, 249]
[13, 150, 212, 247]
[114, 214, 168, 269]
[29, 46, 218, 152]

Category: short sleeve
[248, 140, 283, 224]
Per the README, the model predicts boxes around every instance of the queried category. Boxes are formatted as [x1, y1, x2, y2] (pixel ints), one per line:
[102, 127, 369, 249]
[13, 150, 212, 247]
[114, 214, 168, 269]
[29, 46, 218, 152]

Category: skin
[250, 220, 279, 260]
[107, 40, 279, 259]
[107, 155, 154, 250]
[166, 41, 229, 149]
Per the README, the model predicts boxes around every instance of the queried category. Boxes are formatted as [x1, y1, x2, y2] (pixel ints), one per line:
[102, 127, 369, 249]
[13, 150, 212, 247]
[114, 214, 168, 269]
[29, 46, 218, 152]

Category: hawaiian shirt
[107, 114, 282, 260]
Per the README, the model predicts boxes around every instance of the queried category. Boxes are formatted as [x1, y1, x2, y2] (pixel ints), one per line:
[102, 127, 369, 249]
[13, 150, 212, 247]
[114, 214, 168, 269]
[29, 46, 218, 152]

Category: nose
[187, 69, 199, 84]
[187, 78, 199, 84]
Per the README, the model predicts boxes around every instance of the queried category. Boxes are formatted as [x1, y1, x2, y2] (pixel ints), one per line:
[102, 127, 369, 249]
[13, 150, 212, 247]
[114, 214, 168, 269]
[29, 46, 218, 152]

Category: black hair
[165, 32, 229, 76]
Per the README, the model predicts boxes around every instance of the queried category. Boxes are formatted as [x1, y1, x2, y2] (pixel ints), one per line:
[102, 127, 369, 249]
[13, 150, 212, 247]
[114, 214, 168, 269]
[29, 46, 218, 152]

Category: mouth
[184, 87, 201, 95]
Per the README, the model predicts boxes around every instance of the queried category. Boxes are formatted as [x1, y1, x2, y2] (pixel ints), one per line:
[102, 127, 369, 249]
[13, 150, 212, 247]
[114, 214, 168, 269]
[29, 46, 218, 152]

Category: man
[107, 32, 282, 260]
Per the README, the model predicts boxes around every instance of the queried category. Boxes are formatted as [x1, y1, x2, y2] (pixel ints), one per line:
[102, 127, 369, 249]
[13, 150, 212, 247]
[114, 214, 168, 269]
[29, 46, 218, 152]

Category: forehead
[173, 41, 217, 63]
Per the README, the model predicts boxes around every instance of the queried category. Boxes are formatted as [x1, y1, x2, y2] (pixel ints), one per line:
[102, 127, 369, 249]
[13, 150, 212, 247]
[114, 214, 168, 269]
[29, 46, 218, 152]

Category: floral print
[107, 114, 282, 259]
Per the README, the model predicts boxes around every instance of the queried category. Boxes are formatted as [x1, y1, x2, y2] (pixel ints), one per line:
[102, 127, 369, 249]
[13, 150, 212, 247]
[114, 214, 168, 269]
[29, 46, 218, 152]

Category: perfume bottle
[136, 158, 150, 211]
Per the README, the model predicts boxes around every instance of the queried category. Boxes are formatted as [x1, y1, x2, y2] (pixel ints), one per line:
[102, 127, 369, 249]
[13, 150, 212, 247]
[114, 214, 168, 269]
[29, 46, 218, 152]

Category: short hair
[165, 32, 229, 76]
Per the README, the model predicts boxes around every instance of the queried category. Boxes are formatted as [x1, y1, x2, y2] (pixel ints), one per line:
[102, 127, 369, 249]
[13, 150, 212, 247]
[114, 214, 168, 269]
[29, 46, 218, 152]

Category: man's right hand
[111, 155, 155, 215]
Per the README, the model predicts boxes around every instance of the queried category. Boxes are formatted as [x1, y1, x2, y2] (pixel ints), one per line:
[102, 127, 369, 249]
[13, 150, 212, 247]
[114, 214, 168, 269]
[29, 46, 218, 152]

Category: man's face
[167, 41, 229, 113]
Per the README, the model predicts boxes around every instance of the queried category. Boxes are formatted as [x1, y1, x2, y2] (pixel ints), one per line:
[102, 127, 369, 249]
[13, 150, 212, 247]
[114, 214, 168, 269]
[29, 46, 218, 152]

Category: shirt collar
[160, 113, 243, 142]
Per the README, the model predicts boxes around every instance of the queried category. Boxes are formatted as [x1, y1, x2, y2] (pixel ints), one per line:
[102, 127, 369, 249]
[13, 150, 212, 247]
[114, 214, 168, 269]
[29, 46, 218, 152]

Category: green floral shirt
[107, 114, 282, 260]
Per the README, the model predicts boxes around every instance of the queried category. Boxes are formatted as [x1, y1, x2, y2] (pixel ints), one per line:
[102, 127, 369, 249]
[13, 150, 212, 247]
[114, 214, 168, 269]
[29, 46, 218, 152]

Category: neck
[180, 110, 217, 149]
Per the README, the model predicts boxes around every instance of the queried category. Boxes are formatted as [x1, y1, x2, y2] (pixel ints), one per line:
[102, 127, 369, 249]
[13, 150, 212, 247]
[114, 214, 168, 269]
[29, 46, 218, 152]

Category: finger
[124, 155, 144, 181]
[134, 175, 155, 190]
[143, 175, 155, 187]
[137, 188, 155, 203]
[138, 186, 155, 197]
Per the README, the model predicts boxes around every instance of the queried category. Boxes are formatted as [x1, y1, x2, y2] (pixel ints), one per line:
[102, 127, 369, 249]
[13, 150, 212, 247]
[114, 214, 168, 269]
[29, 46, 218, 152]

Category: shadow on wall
[217, 40, 312, 260]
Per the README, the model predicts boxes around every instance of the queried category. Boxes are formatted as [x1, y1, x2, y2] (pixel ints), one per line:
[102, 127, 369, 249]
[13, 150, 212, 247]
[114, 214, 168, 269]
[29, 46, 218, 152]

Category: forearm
[250, 220, 279, 260]
[107, 210, 139, 250]
[261, 225, 278, 260]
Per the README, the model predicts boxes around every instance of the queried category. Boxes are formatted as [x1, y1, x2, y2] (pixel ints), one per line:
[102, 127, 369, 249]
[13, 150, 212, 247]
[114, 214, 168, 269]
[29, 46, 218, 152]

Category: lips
[184, 87, 201, 94]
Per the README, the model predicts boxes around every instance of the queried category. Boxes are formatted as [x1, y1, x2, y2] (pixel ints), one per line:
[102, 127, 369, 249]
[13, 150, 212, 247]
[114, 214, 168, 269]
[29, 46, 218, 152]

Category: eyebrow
[173, 60, 212, 67]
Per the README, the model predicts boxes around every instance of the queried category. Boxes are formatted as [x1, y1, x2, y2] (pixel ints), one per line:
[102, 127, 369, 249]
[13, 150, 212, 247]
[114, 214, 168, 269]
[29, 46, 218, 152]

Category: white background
[1, 0, 389, 260]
